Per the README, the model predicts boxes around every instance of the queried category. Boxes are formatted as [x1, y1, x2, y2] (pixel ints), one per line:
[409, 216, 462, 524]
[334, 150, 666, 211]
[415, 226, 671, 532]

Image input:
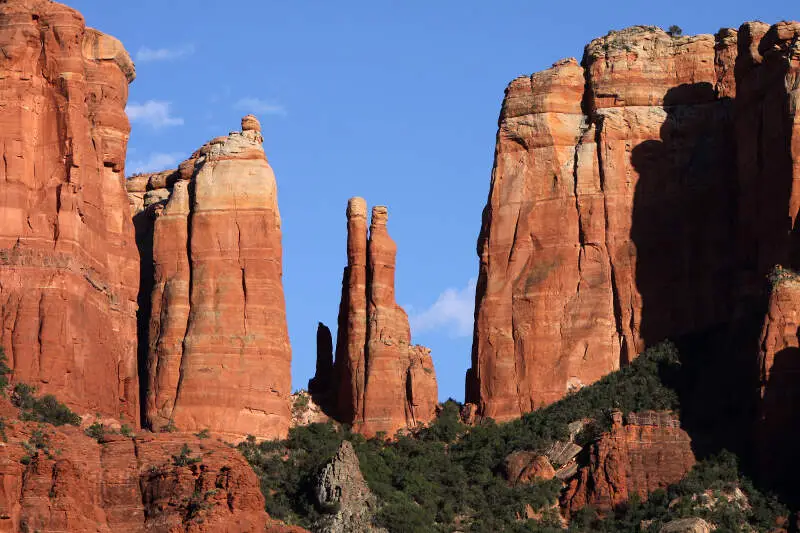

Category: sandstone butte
[468, 21, 800, 422]
[562, 411, 695, 515]
[309, 198, 439, 438]
[126, 114, 292, 441]
[0, 0, 140, 424]
[0, 397, 304, 533]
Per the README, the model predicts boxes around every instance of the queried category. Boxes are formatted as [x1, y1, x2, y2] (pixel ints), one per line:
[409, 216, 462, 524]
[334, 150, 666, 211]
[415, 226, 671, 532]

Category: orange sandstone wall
[0, 0, 139, 424]
[128, 116, 291, 440]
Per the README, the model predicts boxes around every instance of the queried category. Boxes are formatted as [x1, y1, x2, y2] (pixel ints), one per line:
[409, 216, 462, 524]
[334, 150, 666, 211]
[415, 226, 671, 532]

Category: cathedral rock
[127, 115, 292, 441]
[310, 198, 438, 437]
[0, 0, 139, 424]
[468, 22, 800, 421]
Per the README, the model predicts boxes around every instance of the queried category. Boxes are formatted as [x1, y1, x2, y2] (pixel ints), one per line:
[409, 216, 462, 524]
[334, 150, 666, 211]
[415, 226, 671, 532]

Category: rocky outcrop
[562, 411, 695, 515]
[314, 441, 386, 533]
[0, 419, 280, 532]
[0, 0, 139, 424]
[504, 451, 555, 485]
[405, 345, 438, 428]
[468, 21, 800, 421]
[756, 268, 800, 498]
[127, 115, 291, 440]
[659, 518, 713, 533]
[311, 199, 438, 437]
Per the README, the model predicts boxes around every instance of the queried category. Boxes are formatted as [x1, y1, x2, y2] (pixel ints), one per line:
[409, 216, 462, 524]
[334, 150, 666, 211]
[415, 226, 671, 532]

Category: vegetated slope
[241, 342, 788, 532]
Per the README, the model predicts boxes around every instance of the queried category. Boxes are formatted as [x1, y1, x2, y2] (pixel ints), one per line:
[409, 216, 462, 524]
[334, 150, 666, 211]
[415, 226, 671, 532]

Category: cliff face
[0, 0, 139, 424]
[311, 199, 438, 437]
[469, 21, 800, 421]
[756, 269, 800, 500]
[127, 116, 292, 441]
[0, 418, 286, 532]
[562, 411, 696, 515]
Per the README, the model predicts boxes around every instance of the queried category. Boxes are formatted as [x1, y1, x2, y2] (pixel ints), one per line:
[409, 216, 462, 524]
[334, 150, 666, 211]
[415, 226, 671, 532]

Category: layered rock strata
[0, 419, 283, 532]
[311, 199, 438, 437]
[562, 411, 695, 515]
[469, 21, 800, 421]
[0, 0, 139, 424]
[127, 116, 291, 440]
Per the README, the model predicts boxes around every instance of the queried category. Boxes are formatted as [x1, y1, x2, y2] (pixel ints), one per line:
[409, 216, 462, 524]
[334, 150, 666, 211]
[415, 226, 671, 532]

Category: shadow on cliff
[759, 336, 800, 507]
[133, 210, 155, 428]
[629, 83, 791, 500]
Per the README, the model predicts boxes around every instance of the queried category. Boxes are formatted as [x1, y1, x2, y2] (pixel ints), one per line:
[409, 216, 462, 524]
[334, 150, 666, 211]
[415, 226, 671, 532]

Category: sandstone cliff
[756, 267, 800, 501]
[0, 416, 285, 532]
[468, 21, 800, 421]
[127, 115, 291, 441]
[310, 199, 438, 437]
[0, 0, 140, 424]
[562, 411, 695, 515]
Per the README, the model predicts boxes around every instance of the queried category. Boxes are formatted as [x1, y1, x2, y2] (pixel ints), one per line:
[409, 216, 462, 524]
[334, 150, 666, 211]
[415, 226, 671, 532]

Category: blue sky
[71, 1, 792, 402]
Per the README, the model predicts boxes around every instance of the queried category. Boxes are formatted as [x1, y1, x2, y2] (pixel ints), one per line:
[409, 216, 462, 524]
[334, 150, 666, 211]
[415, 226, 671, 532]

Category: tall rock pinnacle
[128, 115, 292, 440]
[0, 0, 139, 423]
[312, 199, 438, 437]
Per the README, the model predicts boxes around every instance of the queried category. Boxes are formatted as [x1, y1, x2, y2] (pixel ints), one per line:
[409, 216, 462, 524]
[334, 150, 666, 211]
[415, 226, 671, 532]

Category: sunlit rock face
[0, 0, 139, 424]
[128, 115, 292, 441]
[309, 199, 438, 438]
[468, 21, 800, 422]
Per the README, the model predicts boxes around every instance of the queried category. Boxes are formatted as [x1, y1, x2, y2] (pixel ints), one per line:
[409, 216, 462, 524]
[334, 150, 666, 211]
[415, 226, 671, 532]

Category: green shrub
[239, 342, 785, 532]
[120, 424, 134, 437]
[0, 349, 12, 394]
[667, 25, 683, 37]
[573, 451, 788, 531]
[85, 422, 107, 441]
[172, 444, 202, 467]
[195, 428, 211, 439]
[12, 383, 81, 426]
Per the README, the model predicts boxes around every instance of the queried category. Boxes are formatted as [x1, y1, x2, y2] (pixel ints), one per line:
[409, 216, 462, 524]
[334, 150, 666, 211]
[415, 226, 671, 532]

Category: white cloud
[127, 152, 183, 174]
[234, 97, 286, 116]
[135, 44, 195, 63]
[126, 100, 184, 128]
[409, 278, 476, 338]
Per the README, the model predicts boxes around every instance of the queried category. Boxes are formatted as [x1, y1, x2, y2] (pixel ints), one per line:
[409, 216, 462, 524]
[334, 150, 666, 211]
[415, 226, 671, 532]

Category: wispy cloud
[135, 44, 195, 63]
[127, 152, 183, 174]
[234, 97, 286, 116]
[126, 101, 184, 129]
[409, 278, 476, 338]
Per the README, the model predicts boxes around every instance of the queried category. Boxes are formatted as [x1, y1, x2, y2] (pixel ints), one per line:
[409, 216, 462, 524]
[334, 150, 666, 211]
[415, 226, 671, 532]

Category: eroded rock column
[129, 116, 291, 440]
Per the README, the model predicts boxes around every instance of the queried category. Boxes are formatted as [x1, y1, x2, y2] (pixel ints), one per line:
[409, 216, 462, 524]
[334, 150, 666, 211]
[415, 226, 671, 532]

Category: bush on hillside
[12, 383, 81, 426]
[241, 342, 687, 532]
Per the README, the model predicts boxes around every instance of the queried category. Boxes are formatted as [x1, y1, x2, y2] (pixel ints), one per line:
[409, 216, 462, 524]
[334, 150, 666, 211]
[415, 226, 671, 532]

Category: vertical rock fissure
[236, 219, 247, 334]
[172, 180, 196, 421]
[593, 114, 627, 366]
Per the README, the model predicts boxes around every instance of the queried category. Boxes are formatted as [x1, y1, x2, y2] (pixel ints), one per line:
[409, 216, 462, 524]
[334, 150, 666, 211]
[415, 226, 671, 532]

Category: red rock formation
[735, 22, 800, 296]
[756, 268, 800, 497]
[562, 411, 695, 515]
[405, 345, 438, 428]
[0, 0, 139, 424]
[334, 198, 370, 423]
[504, 451, 556, 485]
[128, 116, 291, 440]
[315, 200, 438, 437]
[0, 420, 282, 532]
[468, 22, 800, 421]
